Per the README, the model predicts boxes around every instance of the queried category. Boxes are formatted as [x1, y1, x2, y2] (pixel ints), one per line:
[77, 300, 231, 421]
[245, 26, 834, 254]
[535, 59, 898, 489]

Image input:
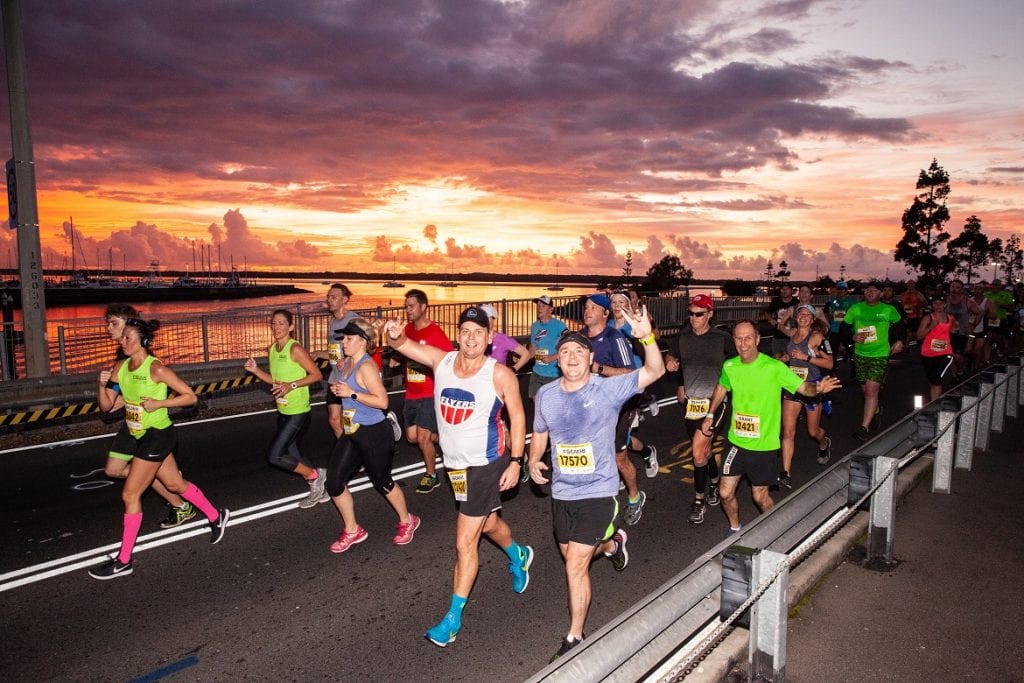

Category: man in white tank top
[385, 306, 532, 649]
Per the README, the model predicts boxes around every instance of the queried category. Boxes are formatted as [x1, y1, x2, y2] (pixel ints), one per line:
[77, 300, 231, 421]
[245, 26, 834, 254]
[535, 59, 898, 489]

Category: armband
[639, 333, 656, 347]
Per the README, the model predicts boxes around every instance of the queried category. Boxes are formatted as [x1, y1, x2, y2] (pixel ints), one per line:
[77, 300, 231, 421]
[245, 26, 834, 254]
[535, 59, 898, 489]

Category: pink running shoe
[393, 514, 421, 545]
[330, 526, 368, 553]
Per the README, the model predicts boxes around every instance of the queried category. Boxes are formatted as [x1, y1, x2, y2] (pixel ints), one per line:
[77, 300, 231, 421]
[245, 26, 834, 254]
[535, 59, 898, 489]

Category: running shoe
[88, 558, 133, 580]
[425, 612, 460, 647]
[509, 545, 534, 594]
[643, 445, 659, 479]
[725, 525, 743, 538]
[687, 499, 707, 525]
[623, 491, 646, 526]
[210, 508, 230, 545]
[817, 437, 832, 465]
[706, 481, 721, 507]
[415, 473, 439, 493]
[159, 502, 197, 529]
[386, 410, 402, 442]
[778, 471, 792, 489]
[853, 425, 870, 442]
[550, 636, 584, 663]
[330, 526, 368, 553]
[393, 514, 421, 546]
[609, 529, 629, 571]
[298, 469, 328, 509]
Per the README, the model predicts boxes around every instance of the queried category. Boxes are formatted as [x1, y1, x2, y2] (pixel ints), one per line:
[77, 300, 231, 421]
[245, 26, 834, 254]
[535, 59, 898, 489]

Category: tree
[999, 234, 1023, 283]
[946, 215, 1002, 284]
[776, 260, 791, 282]
[622, 250, 634, 285]
[641, 255, 693, 292]
[894, 159, 952, 285]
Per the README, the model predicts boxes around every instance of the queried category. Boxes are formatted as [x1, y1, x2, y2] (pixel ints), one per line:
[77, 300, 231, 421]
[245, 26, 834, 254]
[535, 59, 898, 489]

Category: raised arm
[383, 319, 449, 370]
[621, 306, 665, 389]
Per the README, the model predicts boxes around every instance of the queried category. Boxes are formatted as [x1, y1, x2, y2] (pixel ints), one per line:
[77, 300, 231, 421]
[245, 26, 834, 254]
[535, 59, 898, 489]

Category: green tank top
[117, 355, 172, 438]
[268, 338, 310, 415]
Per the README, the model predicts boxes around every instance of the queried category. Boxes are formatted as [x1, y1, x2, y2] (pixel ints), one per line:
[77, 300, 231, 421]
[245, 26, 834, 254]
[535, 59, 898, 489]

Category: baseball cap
[796, 304, 817, 316]
[479, 303, 498, 319]
[556, 331, 592, 352]
[335, 318, 377, 350]
[690, 294, 714, 311]
[836, 280, 849, 289]
[587, 293, 611, 310]
[534, 294, 553, 306]
[458, 306, 491, 330]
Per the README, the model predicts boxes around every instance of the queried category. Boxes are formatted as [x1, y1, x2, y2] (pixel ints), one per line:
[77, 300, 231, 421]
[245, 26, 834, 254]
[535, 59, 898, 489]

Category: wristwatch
[350, 393, 358, 400]
[509, 456, 524, 464]
[289, 382, 297, 390]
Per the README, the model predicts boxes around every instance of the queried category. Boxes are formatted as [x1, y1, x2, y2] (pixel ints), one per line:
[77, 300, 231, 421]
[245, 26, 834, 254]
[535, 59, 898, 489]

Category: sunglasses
[688, 311, 707, 318]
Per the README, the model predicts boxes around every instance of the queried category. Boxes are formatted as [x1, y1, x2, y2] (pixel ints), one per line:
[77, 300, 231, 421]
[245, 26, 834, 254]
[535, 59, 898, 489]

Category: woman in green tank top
[244, 309, 327, 509]
[88, 318, 229, 580]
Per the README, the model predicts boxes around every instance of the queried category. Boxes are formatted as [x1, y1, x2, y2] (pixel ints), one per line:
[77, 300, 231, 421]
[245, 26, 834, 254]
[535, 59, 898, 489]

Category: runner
[89, 317, 229, 579]
[765, 284, 798, 356]
[314, 283, 358, 439]
[968, 281, 992, 367]
[777, 304, 834, 485]
[102, 304, 196, 529]
[900, 280, 927, 344]
[479, 304, 531, 371]
[664, 294, 735, 524]
[324, 318, 420, 552]
[385, 306, 531, 648]
[390, 289, 453, 493]
[528, 306, 665, 661]
[582, 294, 656, 524]
[917, 298, 957, 401]
[824, 281, 855, 365]
[843, 282, 904, 441]
[244, 309, 327, 509]
[705, 320, 841, 533]
[526, 294, 567, 400]
[609, 290, 660, 477]
[944, 279, 979, 378]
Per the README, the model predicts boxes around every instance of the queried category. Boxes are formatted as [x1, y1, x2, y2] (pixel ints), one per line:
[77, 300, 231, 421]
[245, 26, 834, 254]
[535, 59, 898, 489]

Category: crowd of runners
[86, 277, 1023, 660]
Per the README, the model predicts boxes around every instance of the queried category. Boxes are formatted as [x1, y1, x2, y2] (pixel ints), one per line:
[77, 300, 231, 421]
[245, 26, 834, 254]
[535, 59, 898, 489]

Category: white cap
[480, 304, 498, 319]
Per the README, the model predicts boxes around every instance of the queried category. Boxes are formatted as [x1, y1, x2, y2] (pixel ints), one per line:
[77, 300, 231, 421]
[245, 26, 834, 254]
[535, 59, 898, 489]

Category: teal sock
[503, 541, 523, 563]
[449, 594, 468, 618]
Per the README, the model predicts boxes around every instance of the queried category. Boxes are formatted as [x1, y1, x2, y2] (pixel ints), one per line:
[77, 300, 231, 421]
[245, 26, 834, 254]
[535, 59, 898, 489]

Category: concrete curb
[684, 455, 933, 683]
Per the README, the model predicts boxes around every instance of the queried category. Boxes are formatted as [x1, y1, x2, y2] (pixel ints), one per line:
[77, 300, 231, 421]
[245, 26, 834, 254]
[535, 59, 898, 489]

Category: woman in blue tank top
[323, 318, 421, 553]
[777, 304, 834, 485]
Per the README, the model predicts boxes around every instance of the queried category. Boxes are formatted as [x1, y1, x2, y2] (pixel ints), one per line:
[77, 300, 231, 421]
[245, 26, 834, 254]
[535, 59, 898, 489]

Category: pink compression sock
[180, 482, 219, 521]
[118, 512, 143, 564]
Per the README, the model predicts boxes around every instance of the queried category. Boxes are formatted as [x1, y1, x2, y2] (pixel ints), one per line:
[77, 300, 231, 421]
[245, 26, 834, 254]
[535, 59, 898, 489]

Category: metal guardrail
[528, 356, 1023, 682]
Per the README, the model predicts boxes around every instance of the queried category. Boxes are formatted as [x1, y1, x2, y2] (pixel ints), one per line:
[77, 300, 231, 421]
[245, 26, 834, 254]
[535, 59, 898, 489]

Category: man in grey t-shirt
[529, 307, 664, 662]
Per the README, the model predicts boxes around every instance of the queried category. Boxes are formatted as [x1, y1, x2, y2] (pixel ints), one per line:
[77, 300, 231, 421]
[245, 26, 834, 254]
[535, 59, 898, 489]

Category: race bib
[125, 402, 144, 436]
[929, 339, 949, 353]
[791, 366, 809, 380]
[858, 325, 878, 343]
[342, 407, 360, 434]
[407, 368, 426, 383]
[833, 310, 845, 321]
[327, 342, 342, 366]
[275, 394, 289, 407]
[448, 469, 468, 502]
[685, 398, 711, 420]
[534, 348, 549, 364]
[989, 318, 1002, 328]
[733, 413, 761, 439]
[555, 442, 596, 475]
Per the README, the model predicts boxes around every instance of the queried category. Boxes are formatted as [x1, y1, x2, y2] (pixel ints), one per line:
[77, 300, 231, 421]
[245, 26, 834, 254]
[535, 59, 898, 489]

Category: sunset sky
[1, 0, 1021, 280]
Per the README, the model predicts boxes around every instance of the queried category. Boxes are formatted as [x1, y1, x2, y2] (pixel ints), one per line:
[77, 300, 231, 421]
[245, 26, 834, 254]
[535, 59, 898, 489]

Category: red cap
[690, 294, 714, 311]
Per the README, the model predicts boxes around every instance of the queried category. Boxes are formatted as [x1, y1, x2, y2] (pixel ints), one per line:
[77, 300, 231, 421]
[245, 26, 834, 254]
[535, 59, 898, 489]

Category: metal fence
[528, 356, 1023, 682]
[0, 293, 786, 382]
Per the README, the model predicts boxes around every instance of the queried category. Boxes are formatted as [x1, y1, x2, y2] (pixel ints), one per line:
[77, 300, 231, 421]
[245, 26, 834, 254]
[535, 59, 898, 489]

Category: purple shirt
[488, 333, 520, 365]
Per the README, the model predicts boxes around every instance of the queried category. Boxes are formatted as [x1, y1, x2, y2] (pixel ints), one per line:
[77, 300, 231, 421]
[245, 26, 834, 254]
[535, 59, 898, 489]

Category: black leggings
[267, 411, 312, 472]
[326, 420, 396, 496]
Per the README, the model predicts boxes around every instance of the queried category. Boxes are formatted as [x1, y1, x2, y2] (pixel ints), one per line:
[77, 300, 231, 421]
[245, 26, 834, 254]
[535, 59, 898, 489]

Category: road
[1, 360, 931, 681]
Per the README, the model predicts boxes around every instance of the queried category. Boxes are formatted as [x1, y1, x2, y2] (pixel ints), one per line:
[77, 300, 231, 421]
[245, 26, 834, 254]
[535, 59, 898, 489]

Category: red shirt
[403, 321, 453, 399]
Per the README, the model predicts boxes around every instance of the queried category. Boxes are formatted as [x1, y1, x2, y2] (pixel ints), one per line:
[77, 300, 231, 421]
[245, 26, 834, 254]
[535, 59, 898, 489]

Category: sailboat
[383, 256, 404, 288]
[545, 255, 565, 291]
[439, 262, 458, 287]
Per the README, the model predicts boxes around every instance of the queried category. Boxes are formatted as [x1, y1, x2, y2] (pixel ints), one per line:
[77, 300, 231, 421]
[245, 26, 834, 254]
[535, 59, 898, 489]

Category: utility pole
[3, 0, 49, 377]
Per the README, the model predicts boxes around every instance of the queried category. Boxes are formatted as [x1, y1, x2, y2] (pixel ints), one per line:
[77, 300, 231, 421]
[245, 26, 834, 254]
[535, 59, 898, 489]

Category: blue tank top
[340, 354, 384, 434]
[786, 332, 822, 383]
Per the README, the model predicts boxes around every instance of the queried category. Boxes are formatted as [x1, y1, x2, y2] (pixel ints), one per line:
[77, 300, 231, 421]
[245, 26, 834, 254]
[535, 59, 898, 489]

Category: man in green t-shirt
[843, 282, 904, 441]
[705, 321, 841, 533]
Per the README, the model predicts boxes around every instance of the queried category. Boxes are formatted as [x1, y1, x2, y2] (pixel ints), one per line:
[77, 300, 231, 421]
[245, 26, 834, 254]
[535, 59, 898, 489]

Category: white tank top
[433, 352, 506, 469]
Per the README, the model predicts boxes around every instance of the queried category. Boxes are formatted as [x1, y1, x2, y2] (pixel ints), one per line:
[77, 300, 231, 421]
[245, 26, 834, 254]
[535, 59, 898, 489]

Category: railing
[527, 356, 1023, 682]
[0, 293, 789, 382]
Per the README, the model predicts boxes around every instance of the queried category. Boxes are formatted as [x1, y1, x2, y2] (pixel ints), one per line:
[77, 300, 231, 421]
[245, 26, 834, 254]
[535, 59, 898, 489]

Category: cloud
[423, 224, 438, 241]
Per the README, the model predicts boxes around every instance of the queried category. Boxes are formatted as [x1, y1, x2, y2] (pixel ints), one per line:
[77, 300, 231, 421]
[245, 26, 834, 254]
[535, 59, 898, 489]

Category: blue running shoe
[510, 544, 534, 594]
[425, 612, 460, 647]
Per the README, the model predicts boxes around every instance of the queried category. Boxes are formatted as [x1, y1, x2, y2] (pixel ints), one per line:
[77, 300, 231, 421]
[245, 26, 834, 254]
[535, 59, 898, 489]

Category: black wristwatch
[509, 456, 524, 464]
[350, 393, 358, 400]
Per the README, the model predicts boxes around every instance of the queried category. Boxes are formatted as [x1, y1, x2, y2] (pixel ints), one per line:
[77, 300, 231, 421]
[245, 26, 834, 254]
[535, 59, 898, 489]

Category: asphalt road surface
[1, 357, 933, 681]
